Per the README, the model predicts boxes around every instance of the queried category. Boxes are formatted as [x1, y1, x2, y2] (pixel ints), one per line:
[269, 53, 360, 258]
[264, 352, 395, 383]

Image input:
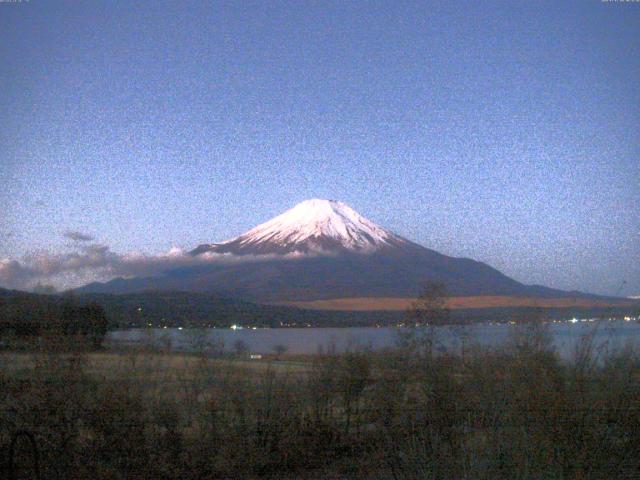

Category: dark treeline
[0, 289, 108, 348]
[1, 288, 404, 329]
[66, 291, 640, 328]
[79, 291, 404, 328]
[1, 288, 635, 332]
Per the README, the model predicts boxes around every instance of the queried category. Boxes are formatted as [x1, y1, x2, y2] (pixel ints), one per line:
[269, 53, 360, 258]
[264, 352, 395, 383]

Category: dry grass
[1, 333, 639, 479]
[0, 350, 310, 386]
[280, 295, 640, 311]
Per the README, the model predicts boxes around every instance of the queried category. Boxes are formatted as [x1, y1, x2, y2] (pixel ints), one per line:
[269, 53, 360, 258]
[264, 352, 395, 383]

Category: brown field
[280, 295, 640, 311]
[0, 351, 310, 379]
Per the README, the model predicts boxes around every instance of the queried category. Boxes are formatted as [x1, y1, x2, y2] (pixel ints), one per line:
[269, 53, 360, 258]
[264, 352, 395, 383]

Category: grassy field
[1, 328, 639, 479]
[0, 351, 311, 378]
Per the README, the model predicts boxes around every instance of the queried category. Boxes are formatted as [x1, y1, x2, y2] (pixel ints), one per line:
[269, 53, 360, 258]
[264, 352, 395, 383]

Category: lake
[108, 319, 640, 360]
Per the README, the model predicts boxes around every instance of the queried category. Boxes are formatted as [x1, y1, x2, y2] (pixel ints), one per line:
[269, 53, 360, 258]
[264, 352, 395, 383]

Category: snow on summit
[240, 199, 397, 249]
[191, 199, 409, 256]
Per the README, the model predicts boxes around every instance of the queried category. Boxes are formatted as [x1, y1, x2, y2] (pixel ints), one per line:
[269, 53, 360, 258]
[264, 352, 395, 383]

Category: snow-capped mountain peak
[191, 199, 409, 256]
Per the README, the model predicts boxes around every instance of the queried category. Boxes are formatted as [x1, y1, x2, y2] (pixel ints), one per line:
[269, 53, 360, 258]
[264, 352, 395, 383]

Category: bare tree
[233, 339, 248, 356]
[408, 282, 450, 327]
[399, 281, 450, 357]
[272, 343, 288, 358]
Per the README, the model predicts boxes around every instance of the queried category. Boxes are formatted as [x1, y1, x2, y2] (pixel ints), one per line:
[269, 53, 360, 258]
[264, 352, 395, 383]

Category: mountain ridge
[75, 199, 616, 303]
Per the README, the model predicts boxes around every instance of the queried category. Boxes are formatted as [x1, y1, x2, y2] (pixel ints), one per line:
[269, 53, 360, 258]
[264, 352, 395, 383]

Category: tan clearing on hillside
[279, 296, 639, 311]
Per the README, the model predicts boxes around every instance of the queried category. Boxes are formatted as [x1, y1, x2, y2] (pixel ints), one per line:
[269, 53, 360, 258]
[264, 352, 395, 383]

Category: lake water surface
[108, 320, 640, 360]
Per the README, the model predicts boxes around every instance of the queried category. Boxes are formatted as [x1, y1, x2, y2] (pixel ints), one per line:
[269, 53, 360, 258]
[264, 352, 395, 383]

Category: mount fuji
[77, 199, 600, 303]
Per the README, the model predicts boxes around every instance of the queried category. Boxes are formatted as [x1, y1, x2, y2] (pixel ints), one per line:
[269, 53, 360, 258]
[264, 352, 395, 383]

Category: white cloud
[0, 244, 305, 292]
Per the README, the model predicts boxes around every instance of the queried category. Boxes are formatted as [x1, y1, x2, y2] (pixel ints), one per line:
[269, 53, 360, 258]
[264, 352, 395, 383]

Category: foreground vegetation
[1, 322, 639, 479]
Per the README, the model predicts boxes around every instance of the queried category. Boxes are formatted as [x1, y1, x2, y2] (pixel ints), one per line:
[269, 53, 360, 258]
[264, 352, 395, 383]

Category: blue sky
[1, 0, 639, 295]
